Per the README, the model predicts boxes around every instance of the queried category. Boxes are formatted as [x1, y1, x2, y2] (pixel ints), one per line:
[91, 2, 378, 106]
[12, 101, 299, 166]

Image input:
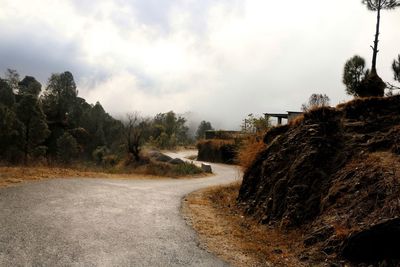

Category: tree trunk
[371, 0, 382, 74]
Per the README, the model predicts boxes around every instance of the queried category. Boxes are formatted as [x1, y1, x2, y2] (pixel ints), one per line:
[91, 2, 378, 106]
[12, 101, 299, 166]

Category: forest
[0, 70, 203, 167]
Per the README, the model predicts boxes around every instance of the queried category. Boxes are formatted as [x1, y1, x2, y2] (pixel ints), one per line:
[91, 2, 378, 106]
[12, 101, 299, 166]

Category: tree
[16, 94, 50, 163]
[196, 121, 214, 140]
[18, 76, 42, 96]
[56, 132, 78, 164]
[393, 54, 400, 82]
[241, 114, 270, 133]
[343, 56, 369, 96]
[151, 111, 189, 148]
[301, 94, 330, 112]
[0, 78, 15, 107]
[0, 105, 24, 162]
[362, 0, 400, 74]
[124, 113, 149, 161]
[385, 54, 400, 93]
[4, 69, 20, 93]
[42, 71, 78, 124]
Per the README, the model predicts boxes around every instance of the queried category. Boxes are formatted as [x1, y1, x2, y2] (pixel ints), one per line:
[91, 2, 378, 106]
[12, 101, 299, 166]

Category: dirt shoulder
[0, 166, 164, 188]
[182, 182, 308, 267]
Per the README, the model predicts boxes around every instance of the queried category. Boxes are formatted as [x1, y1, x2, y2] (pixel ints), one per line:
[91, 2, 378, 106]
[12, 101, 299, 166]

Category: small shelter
[264, 111, 303, 125]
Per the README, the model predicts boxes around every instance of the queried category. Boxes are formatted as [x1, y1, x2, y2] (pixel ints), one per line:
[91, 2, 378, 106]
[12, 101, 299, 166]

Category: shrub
[57, 132, 78, 164]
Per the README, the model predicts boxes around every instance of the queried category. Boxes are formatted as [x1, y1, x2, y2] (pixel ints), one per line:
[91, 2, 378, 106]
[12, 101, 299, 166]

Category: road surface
[0, 151, 241, 266]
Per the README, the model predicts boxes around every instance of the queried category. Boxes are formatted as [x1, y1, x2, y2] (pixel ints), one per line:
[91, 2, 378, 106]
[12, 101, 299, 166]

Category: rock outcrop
[237, 96, 400, 265]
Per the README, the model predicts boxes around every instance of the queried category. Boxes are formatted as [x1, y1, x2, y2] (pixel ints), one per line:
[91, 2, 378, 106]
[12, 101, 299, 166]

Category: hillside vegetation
[238, 95, 400, 266]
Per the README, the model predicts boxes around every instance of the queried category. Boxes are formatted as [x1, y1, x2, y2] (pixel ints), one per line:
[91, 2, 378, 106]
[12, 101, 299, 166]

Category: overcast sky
[0, 0, 399, 129]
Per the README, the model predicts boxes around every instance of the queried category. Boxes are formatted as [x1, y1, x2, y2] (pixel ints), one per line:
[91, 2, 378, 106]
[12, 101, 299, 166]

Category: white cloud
[0, 0, 399, 129]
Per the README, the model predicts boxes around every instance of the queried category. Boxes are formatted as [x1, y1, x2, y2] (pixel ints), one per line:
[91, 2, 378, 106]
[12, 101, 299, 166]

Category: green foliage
[0, 105, 24, 162]
[171, 162, 203, 176]
[241, 114, 270, 133]
[42, 71, 78, 124]
[362, 0, 400, 11]
[92, 146, 108, 164]
[343, 55, 369, 96]
[0, 78, 15, 107]
[301, 93, 330, 112]
[18, 76, 42, 96]
[196, 121, 214, 140]
[16, 93, 50, 163]
[393, 55, 400, 82]
[151, 111, 190, 148]
[4, 69, 20, 92]
[57, 132, 78, 164]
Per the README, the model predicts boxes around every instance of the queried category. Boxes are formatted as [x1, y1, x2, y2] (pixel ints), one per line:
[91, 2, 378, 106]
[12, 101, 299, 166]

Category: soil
[237, 95, 400, 266]
[183, 182, 308, 267]
[0, 166, 160, 188]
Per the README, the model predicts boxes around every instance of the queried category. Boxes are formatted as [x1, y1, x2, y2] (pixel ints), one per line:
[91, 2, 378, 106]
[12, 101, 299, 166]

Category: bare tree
[301, 94, 330, 112]
[362, 0, 400, 74]
[124, 112, 148, 161]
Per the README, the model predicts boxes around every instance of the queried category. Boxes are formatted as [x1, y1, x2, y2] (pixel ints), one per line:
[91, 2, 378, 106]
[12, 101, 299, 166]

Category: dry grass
[0, 166, 162, 188]
[237, 134, 267, 170]
[288, 114, 305, 127]
[183, 183, 307, 267]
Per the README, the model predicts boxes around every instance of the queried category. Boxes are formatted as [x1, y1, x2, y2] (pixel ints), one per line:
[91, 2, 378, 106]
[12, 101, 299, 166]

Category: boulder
[169, 158, 185, 165]
[341, 218, 400, 262]
[201, 163, 212, 173]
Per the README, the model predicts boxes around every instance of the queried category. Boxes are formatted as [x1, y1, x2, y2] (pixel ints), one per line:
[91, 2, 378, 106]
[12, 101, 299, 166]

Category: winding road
[0, 151, 241, 266]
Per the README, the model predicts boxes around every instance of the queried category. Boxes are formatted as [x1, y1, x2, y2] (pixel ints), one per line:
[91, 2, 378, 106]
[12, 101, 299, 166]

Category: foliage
[18, 76, 42, 96]
[150, 111, 190, 149]
[0, 105, 24, 162]
[0, 78, 15, 107]
[42, 71, 78, 124]
[241, 114, 270, 133]
[301, 94, 330, 112]
[56, 132, 78, 164]
[196, 120, 214, 140]
[393, 55, 400, 83]
[4, 69, 20, 93]
[171, 162, 203, 176]
[16, 92, 50, 163]
[343, 55, 369, 96]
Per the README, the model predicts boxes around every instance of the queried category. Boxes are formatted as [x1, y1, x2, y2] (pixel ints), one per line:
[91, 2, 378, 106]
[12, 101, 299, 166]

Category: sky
[0, 0, 399, 129]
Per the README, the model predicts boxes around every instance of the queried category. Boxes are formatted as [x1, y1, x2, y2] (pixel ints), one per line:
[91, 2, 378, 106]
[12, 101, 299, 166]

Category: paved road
[0, 151, 241, 266]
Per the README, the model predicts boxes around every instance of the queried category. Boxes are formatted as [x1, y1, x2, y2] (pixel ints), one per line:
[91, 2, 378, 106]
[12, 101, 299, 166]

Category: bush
[57, 132, 78, 164]
[171, 162, 203, 176]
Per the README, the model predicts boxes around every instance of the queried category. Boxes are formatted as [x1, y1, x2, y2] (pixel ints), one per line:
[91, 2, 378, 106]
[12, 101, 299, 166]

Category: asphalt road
[0, 151, 241, 266]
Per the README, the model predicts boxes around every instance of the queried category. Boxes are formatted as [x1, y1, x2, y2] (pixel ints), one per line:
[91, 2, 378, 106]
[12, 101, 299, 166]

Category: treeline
[0, 70, 195, 166]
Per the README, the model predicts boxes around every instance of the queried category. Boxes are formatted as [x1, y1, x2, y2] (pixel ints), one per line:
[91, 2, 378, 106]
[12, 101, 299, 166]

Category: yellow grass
[237, 134, 267, 170]
[183, 183, 307, 267]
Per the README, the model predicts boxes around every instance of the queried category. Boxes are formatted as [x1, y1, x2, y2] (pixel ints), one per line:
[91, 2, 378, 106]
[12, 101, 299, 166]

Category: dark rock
[201, 163, 212, 173]
[341, 218, 400, 262]
[169, 158, 185, 165]
[154, 153, 173, 163]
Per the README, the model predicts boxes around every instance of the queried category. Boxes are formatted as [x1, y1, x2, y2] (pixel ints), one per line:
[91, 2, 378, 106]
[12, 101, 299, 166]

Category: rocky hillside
[237, 96, 400, 265]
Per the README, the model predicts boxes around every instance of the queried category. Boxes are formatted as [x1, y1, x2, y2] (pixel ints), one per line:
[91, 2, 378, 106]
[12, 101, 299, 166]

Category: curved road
[0, 151, 241, 266]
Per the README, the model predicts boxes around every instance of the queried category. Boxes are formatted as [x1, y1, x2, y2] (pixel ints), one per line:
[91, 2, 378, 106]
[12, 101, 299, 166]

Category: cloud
[0, 0, 399, 129]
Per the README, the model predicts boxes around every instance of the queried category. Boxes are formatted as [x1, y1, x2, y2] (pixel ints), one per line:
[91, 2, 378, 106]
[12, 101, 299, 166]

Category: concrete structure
[265, 111, 303, 125]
